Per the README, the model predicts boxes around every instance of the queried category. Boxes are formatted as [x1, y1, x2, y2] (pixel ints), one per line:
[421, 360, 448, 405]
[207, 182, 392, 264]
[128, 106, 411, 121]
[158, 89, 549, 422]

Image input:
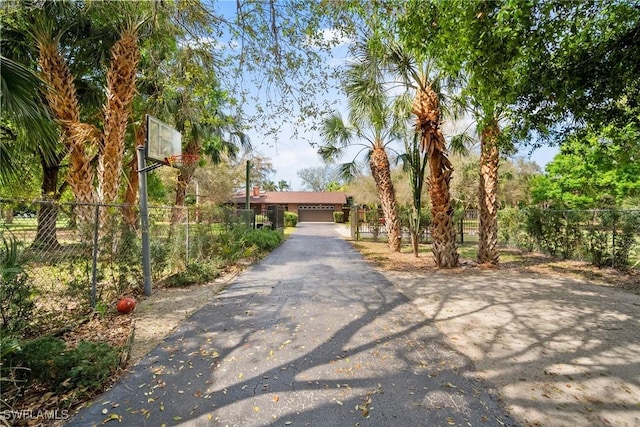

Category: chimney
[252, 186, 260, 197]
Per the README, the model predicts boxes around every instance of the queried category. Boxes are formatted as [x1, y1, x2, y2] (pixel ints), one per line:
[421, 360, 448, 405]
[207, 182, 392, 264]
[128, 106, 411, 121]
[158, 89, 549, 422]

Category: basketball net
[164, 154, 200, 169]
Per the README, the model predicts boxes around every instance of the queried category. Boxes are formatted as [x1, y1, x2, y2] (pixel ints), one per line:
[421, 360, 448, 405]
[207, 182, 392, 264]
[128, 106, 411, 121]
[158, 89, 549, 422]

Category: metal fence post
[90, 204, 100, 308]
[185, 206, 190, 265]
[612, 214, 616, 268]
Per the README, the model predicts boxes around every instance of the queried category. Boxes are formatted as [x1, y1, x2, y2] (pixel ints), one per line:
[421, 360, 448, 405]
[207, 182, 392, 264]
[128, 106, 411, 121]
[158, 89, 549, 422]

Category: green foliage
[9, 336, 119, 393]
[100, 223, 142, 298]
[399, 206, 430, 231]
[284, 211, 298, 227]
[215, 226, 253, 263]
[497, 207, 533, 251]
[0, 232, 35, 335]
[165, 261, 220, 288]
[149, 238, 171, 281]
[164, 227, 282, 287]
[531, 126, 640, 208]
[16, 336, 66, 383]
[57, 341, 119, 392]
[587, 210, 640, 268]
[244, 228, 283, 252]
[525, 208, 584, 259]
[509, 1, 640, 140]
[521, 208, 639, 269]
[333, 211, 344, 223]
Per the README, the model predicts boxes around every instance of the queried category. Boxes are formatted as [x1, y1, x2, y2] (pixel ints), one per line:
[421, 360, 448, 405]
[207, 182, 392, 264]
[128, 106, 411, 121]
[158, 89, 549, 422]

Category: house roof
[230, 191, 347, 205]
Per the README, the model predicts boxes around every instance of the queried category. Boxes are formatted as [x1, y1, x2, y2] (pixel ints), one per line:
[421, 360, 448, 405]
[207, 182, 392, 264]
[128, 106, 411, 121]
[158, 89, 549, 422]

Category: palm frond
[449, 132, 475, 156]
[0, 56, 59, 169]
[320, 113, 352, 147]
[317, 143, 342, 163]
[337, 161, 361, 181]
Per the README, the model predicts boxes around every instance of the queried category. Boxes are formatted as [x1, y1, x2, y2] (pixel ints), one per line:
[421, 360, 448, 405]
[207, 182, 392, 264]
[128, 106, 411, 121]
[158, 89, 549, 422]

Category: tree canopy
[530, 124, 640, 208]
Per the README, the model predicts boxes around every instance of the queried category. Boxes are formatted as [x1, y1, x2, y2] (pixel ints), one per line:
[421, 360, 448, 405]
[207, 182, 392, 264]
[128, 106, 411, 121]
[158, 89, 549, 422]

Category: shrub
[57, 341, 119, 392]
[11, 337, 120, 393]
[525, 208, 584, 258]
[165, 261, 221, 287]
[1, 336, 27, 409]
[333, 211, 344, 223]
[245, 228, 283, 251]
[497, 207, 536, 250]
[0, 232, 35, 335]
[284, 211, 298, 227]
[588, 209, 640, 268]
[17, 336, 66, 382]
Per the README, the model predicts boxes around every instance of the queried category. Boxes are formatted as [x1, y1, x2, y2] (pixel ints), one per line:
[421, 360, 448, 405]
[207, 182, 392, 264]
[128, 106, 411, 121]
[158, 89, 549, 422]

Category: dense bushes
[5, 336, 120, 394]
[519, 208, 640, 268]
[284, 211, 298, 227]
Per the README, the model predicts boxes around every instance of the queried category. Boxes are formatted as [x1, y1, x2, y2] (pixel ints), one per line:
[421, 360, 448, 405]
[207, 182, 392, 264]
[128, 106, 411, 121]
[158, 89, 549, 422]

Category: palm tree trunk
[370, 145, 401, 252]
[99, 28, 139, 205]
[33, 154, 62, 249]
[477, 119, 500, 265]
[427, 131, 459, 268]
[171, 142, 199, 225]
[37, 33, 95, 233]
[122, 123, 146, 229]
[170, 170, 192, 225]
[414, 86, 458, 267]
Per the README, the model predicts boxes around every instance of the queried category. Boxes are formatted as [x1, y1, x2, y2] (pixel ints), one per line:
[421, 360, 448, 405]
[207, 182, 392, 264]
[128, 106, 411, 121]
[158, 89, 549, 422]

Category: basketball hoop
[164, 154, 200, 169]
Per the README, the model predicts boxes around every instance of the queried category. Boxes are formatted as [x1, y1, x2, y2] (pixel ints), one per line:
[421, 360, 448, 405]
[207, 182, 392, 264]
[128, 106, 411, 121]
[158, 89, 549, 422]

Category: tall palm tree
[319, 102, 402, 252]
[477, 116, 501, 264]
[349, 36, 459, 266]
[99, 25, 139, 206]
[169, 116, 249, 225]
[277, 180, 290, 191]
[412, 77, 459, 267]
[164, 46, 250, 225]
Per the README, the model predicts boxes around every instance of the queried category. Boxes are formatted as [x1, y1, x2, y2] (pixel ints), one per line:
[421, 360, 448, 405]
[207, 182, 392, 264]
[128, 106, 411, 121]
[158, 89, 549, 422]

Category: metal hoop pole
[137, 145, 153, 296]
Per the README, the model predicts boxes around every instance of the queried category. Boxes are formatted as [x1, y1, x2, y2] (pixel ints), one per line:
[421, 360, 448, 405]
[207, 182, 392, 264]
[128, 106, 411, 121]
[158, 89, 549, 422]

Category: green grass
[2, 217, 71, 231]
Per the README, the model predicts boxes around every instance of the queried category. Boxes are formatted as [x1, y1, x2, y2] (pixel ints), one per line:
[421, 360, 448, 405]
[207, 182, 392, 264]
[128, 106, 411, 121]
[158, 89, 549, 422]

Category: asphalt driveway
[67, 222, 517, 427]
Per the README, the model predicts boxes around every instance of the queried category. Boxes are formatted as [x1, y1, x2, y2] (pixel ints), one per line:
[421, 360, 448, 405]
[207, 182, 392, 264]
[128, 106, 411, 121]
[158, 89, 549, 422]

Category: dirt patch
[352, 240, 640, 427]
[127, 266, 244, 363]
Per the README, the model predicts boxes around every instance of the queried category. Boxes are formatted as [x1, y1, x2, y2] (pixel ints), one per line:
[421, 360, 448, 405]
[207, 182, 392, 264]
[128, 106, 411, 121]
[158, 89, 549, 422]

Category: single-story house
[230, 187, 348, 222]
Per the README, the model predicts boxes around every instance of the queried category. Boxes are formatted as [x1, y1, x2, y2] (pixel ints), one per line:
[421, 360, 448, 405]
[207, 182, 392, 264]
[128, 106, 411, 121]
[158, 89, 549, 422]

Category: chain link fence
[350, 205, 640, 269]
[0, 199, 254, 333]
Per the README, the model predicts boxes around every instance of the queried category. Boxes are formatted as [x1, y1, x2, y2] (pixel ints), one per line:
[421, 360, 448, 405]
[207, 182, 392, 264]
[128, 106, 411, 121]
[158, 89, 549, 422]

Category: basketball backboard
[145, 115, 181, 163]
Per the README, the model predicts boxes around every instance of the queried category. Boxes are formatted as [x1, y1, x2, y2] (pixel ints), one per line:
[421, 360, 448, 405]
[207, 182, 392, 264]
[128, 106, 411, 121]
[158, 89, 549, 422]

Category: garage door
[298, 206, 335, 222]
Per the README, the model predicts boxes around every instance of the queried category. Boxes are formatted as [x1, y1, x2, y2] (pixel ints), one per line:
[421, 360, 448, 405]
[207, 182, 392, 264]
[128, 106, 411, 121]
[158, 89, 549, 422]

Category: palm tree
[347, 36, 459, 266]
[319, 100, 402, 252]
[164, 46, 250, 225]
[99, 25, 140, 206]
[277, 180, 290, 191]
[477, 116, 501, 265]
[170, 116, 249, 225]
